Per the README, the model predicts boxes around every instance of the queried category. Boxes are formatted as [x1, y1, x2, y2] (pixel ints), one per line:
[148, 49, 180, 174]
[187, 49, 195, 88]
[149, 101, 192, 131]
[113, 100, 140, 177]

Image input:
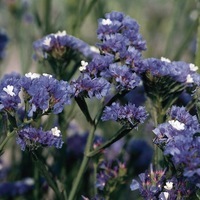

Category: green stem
[44, 0, 52, 34]
[0, 130, 16, 156]
[31, 152, 65, 200]
[68, 125, 96, 200]
[195, 1, 200, 69]
[87, 126, 132, 157]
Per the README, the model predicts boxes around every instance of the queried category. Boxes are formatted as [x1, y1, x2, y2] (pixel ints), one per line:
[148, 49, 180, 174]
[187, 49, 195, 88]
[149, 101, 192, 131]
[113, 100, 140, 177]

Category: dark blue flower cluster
[101, 102, 148, 127]
[16, 126, 63, 151]
[96, 160, 126, 191]
[153, 106, 200, 187]
[0, 30, 9, 60]
[33, 30, 99, 60]
[0, 178, 34, 197]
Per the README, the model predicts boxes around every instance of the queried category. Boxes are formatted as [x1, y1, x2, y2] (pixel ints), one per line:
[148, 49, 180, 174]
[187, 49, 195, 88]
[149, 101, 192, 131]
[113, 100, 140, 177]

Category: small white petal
[25, 72, 40, 79]
[3, 85, 16, 96]
[43, 73, 52, 78]
[90, 46, 100, 53]
[168, 120, 185, 131]
[186, 74, 194, 83]
[51, 127, 61, 137]
[189, 63, 198, 71]
[164, 181, 173, 190]
[161, 57, 171, 63]
[43, 37, 51, 46]
[102, 18, 112, 25]
[24, 178, 34, 186]
[55, 30, 67, 38]
[79, 60, 88, 71]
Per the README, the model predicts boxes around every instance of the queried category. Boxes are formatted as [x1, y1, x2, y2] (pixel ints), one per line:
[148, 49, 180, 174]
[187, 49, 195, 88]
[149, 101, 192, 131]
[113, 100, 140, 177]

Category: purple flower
[0, 30, 9, 59]
[33, 31, 99, 60]
[97, 11, 146, 52]
[142, 58, 200, 85]
[16, 126, 64, 151]
[0, 178, 34, 197]
[101, 102, 148, 127]
[153, 106, 200, 187]
[0, 73, 21, 111]
[82, 54, 114, 77]
[130, 166, 166, 199]
[108, 63, 141, 90]
[71, 74, 110, 99]
[21, 73, 73, 116]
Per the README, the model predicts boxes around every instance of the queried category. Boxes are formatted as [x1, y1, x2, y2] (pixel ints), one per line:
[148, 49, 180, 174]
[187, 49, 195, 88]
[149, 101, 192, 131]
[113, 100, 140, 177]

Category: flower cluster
[130, 166, 166, 199]
[153, 106, 200, 187]
[97, 11, 146, 65]
[16, 126, 63, 151]
[141, 57, 200, 85]
[101, 102, 148, 127]
[33, 30, 99, 60]
[130, 167, 195, 199]
[0, 72, 73, 116]
[0, 178, 34, 197]
[96, 161, 127, 192]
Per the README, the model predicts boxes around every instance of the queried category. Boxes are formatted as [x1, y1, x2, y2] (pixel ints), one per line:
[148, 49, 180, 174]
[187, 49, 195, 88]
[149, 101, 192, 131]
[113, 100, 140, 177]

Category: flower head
[16, 126, 63, 151]
[101, 102, 148, 127]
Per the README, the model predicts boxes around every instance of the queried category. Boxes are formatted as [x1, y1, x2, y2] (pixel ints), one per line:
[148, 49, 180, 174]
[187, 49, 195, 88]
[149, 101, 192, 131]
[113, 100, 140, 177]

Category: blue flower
[101, 102, 148, 127]
[0, 73, 21, 111]
[71, 74, 110, 99]
[21, 73, 73, 116]
[108, 63, 141, 90]
[0, 30, 9, 60]
[0, 178, 34, 197]
[16, 126, 64, 151]
[33, 30, 99, 60]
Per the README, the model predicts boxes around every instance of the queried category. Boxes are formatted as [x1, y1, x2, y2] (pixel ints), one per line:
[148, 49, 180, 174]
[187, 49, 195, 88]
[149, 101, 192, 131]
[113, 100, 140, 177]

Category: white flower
[25, 72, 40, 79]
[54, 30, 67, 38]
[189, 63, 198, 71]
[168, 120, 185, 131]
[3, 85, 16, 96]
[79, 60, 88, 71]
[102, 18, 112, 25]
[90, 46, 100, 53]
[43, 37, 51, 46]
[51, 127, 61, 137]
[160, 192, 169, 200]
[186, 74, 194, 83]
[24, 178, 35, 186]
[43, 73, 52, 78]
[161, 57, 171, 63]
[164, 181, 173, 190]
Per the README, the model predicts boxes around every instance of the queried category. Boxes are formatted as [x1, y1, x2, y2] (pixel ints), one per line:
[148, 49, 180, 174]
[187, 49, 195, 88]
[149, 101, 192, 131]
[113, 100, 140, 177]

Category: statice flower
[107, 63, 141, 90]
[153, 106, 200, 187]
[130, 166, 166, 199]
[33, 30, 99, 60]
[0, 30, 9, 60]
[71, 74, 110, 99]
[141, 57, 200, 85]
[101, 102, 148, 127]
[96, 161, 127, 191]
[21, 73, 73, 116]
[0, 178, 34, 197]
[0, 73, 21, 112]
[16, 126, 64, 151]
[96, 11, 146, 70]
